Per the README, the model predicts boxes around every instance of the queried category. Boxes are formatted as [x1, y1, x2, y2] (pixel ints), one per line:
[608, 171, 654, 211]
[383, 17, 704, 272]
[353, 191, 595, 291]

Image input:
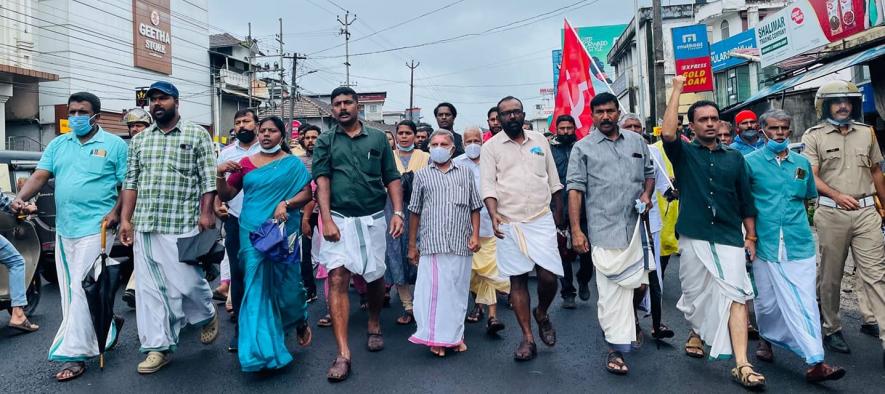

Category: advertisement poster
[672, 24, 714, 93]
[757, 0, 883, 68]
[710, 28, 758, 72]
[556, 24, 627, 93]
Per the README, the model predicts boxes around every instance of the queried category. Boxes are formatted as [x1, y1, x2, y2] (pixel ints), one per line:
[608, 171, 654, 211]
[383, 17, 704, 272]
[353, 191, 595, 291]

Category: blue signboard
[672, 24, 710, 60]
[710, 29, 757, 73]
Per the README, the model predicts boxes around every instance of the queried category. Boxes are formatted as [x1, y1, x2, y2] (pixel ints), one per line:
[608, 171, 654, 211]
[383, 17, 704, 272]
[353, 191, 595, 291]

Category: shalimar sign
[132, 0, 172, 75]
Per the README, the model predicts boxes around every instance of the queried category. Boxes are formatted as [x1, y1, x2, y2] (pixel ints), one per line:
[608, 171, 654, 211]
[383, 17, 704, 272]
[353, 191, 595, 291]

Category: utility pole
[337, 11, 356, 87]
[247, 22, 254, 108]
[651, 0, 666, 124]
[276, 18, 285, 106]
[406, 60, 420, 121]
[289, 53, 307, 135]
[632, 0, 647, 126]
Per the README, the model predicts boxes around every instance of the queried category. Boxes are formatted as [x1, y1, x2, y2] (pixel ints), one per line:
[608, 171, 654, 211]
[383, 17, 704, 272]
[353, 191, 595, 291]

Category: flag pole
[564, 18, 625, 111]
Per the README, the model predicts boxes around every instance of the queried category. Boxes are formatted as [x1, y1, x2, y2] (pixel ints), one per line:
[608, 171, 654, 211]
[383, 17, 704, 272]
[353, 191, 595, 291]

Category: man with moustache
[416, 123, 433, 152]
[567, 94, 656, 375]
[481, 96, 563, 361]
[661, 76, 764, 389]
[550, 114, 592, 309]
[434, 102, 465, 156]
[296, 123, 321, 302]
[313, 87, 404, 382]
[118, 81, 219, 374]
[214, 108, 261, 352]
[802, 80, 885, 362]
[484, 106, 502, 142]
[730, 110, 764, 155]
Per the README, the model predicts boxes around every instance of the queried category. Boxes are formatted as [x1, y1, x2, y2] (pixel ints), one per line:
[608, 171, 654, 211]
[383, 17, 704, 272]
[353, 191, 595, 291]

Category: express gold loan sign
[132, 0, 172, 75]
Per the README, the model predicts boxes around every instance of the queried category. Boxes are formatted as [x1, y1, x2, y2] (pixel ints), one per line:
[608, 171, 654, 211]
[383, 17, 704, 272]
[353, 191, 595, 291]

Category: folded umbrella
[81, 221, 120, 370]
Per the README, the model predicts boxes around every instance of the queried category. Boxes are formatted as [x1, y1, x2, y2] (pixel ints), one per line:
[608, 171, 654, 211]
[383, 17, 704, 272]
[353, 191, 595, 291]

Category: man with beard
[567, 94, 655, 375]
[481, 96, 563, 361]
[118, 81, 220, 374]
[661, 76, 764, 390]
[296, 124, 321, 303]
[14, 92, 128, 381]
[313, 87, 404, 382]
[730, 110, 765, 155]
[484, 106, 502, 141]
[550, 115, 592, 309]
[214, 108, 261, 351]
[415, 123, 433, 152]
[802, 80, 885, 361]
[434, 102, 465, 156]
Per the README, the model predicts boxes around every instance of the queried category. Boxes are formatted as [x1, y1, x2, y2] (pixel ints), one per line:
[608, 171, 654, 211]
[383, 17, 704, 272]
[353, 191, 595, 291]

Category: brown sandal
[685, 332, 705, 358]
[297, 323, 312, 347]
[396, 310, 414, 325]
[8, 318, 39, 333]
[56, 361, 85, 382]
[466, 304, 483, 323]
[606, 351, 629, 375]
[731, 362, 766, 390]
[326, 356, 351, 382]
[317, 314, 332, 327]
[367, 332, 384, 352]
[513, 340, 537, 361]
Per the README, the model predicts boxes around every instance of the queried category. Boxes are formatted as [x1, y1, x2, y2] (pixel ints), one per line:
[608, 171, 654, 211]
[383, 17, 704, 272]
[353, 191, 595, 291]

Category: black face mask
[236, 128, 256, 144]
[557, 134, 576, 145]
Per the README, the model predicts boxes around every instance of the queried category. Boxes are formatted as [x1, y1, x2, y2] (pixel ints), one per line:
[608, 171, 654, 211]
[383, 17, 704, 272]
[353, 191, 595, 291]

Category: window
[720, 20, 730, 40]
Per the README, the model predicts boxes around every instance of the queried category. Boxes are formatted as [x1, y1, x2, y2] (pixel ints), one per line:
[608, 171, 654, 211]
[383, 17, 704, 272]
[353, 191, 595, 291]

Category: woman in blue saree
[217, 116, 313, 372]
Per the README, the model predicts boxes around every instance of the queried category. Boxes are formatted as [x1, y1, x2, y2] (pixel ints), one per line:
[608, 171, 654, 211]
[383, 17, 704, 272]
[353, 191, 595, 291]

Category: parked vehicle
[0, 211, 41, 314]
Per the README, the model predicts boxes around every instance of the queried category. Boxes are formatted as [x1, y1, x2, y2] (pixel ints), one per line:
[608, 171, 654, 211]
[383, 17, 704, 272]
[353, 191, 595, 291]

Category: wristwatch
[393, 210, 405, 219]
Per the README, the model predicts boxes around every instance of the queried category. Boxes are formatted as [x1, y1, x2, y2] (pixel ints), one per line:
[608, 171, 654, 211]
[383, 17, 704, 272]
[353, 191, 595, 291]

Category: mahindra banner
[671, 24, 714, 93]
[757, 0, 885, 68]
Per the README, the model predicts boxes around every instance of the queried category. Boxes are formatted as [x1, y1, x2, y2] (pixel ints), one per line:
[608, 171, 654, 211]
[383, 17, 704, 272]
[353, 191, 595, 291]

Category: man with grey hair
[745, 109, 846, 381]
[456, 126, 510, 333]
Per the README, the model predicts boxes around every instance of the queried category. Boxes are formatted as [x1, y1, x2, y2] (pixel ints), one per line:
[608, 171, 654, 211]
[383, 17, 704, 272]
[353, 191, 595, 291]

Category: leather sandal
[684, 332, 705, 358]
[606, 351, 629, 375]
[367, 332, 384, 352]
[326, 356, 351, 382]
[533, 308, 556, 347]
[731, 362, 766, 390]
[513, 340, 537, 361]
[486, 316, 505, 335]
[56, 361, 85, 382]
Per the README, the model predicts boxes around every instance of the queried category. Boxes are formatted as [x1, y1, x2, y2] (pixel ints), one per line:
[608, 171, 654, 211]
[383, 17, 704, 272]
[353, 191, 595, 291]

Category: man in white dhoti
[312, 87, 405, 382]
[745, 109, 845, 382]
[621, 113, 676, 342]
[14, 92, 128, 382]
[119, 82, 220, 374]
[661, 76, 766, 389]
[406, 130, 482, 357]
[481, 96, 564, 361]
[566, 93, 656, 375]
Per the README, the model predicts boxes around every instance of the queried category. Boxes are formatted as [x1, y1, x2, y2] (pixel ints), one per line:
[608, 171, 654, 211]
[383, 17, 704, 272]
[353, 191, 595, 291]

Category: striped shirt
[408, 161, 483, 256]
[124, 119, 216, 234]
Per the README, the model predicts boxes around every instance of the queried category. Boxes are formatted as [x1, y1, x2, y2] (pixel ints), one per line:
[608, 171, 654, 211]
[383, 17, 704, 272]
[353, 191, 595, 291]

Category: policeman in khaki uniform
[801, 80, 885, 361]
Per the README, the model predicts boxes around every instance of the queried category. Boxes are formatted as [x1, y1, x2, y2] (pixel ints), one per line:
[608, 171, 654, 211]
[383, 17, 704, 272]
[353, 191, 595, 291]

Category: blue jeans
[0, 234, 27, 307]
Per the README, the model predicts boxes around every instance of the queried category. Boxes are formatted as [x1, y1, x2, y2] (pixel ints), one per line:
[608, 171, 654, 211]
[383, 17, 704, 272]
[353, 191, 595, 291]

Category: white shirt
[454, 154, 494, 238]
[217, 141, 261, 218]
[648, 145, 670, 234]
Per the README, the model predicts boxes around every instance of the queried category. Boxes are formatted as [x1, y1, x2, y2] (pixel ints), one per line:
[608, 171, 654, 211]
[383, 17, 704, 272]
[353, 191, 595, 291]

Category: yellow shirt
[652, 140, 679, 256]
[480, 131, 562, 222]
[394, 149, 430, 174]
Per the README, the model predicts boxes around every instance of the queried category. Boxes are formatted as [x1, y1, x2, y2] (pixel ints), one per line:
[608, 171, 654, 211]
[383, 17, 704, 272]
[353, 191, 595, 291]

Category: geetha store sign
[671, 24, 714, 93]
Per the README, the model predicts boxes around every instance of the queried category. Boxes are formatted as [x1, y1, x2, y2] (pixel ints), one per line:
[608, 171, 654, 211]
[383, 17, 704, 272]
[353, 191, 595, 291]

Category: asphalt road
[1, 256, 884, 393]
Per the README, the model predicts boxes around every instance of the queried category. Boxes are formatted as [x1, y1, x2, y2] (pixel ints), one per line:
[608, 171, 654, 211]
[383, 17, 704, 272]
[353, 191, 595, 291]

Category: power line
[337, 10, 357, 87]
[311, 0, 600, 59]
[308, 0, 467, 55]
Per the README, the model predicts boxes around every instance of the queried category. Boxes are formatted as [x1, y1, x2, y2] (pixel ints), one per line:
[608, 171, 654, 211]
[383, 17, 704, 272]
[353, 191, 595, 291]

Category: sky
[208, 0, 649, 126]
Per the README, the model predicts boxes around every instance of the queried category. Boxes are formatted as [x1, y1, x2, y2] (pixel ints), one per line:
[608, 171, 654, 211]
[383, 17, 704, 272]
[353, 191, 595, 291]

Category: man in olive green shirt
[313, 86, 403, 382]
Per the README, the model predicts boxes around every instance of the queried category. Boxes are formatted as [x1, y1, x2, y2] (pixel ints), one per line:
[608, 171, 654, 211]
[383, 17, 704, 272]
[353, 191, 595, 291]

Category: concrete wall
[34, 0, 211, 135]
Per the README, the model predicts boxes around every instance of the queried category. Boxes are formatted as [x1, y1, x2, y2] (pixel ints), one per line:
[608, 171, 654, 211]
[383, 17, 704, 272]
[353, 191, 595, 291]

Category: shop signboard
[711, 28, 757, 72]
[672, 24, 714, 93]
[133, 0, 172, 75]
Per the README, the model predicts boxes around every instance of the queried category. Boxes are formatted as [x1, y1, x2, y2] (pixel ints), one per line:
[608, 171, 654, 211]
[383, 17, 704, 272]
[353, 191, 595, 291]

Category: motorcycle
[0, 211, 42, 315]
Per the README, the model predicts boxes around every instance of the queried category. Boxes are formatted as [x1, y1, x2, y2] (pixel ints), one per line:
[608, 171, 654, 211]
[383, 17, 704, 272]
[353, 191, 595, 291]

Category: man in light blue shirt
[13, 92, 128, 382]
[745, 109, 845, 382]
[214, 108, 260, 352]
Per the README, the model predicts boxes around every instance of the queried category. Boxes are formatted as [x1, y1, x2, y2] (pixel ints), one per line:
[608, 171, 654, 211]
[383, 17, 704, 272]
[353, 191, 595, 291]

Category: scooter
[0, 211, 42, 315]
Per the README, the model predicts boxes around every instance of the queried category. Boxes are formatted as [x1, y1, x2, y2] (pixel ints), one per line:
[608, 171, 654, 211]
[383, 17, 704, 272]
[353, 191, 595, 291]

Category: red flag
[550, 19, 597, 140]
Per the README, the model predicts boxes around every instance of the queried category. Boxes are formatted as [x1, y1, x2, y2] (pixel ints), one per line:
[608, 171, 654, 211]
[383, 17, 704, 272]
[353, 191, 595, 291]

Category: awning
[741, 44, 885, 105]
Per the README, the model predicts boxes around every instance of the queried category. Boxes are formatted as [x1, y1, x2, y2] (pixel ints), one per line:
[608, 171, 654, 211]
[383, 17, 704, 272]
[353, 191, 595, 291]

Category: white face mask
[260, 144, 282, 154]
[465, 143, 481, 159]
[429, 146, 453, 164]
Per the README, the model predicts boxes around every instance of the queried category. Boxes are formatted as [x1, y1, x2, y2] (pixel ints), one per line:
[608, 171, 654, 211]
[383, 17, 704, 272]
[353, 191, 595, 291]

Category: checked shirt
[124, 119, 216, 234]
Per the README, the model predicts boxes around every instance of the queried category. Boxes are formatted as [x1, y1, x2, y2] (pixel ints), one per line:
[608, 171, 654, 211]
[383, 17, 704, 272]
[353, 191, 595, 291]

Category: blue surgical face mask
[465, 143, 482, 159]
[260, 144, 282, 154]
[766, 138, 790, 154]
[430, 146, 453, 164]
[69, 114, 96, 136]
[397, 143, 415, 152]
